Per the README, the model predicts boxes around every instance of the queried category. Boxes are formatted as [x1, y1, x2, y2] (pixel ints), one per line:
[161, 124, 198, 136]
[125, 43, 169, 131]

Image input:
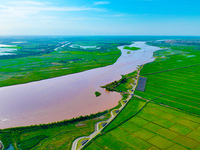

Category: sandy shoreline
[0, 42, 161, 129]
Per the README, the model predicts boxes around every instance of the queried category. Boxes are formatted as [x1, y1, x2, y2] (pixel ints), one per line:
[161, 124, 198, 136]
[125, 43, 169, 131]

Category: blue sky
[0, 0, 199, 35]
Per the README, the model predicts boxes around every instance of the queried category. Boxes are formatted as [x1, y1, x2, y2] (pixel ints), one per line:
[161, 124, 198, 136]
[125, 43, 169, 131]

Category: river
[0, 42, 160, 129]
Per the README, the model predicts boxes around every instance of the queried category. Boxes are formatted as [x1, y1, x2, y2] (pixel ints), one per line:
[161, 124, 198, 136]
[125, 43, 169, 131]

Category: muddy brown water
[0, 42, 160, 129]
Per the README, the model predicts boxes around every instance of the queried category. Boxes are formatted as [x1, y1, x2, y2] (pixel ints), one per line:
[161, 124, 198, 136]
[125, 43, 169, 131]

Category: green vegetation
[77, 138, 90, 149]
[95, 91, 101, 97]
[124, 46, 141, 50]
[0, 36, 132, 87]
[103, 97, 147, 132]
[84, 99, 200, 150]
[0, 46, 22, 49]
[1, 38, 200, 150]
[101, 71, 137, 93]
[0, 111, 111, 150]
[135, 43, 200, 115]
[83, 41, 200, 150]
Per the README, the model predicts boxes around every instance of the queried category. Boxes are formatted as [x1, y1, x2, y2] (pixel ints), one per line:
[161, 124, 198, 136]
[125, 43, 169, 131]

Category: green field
[101, 70, 138, 93]
[0, 111, 113, 150]
[0, 93, 129, 150]
[84, 99, 200, 150]
[103, 97, 147, 133]
[83, 41, 200, 150]
[1, 38, 200, 150]
[135, 43, 200, 115]
[0, 36, 132, 87]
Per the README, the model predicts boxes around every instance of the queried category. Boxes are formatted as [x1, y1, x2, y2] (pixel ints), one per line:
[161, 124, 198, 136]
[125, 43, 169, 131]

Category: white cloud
[94, 1, 110, 5]
[37, 7, 103, 12]
[100, 14, 125, 18]
[0, 5, 8, 9]
[0, 3, 105, 19]
[0, 1, 107, 35]
[8, 1, 47, 6]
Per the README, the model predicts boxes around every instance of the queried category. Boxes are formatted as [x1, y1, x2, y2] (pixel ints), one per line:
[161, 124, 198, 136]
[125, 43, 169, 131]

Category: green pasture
[1, 39, 200, 150]
[0, 111, 111, 150]
[84, 100, 200, 150]
[103, 97, 147, 132]
[135, 45, 200, 115]
[140, 45, 200, 75]
[0, 39, 131, 87]
[83, 42, 200, 150]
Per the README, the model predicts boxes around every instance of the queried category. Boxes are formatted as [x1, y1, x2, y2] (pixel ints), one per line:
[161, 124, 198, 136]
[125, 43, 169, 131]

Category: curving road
[71, 42, 161, 150]
[0, 141, 3, 150]
[71, 66, 143, 150]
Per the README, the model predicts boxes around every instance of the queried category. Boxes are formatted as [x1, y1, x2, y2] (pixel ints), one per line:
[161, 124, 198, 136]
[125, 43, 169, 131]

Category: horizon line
[0, 35, 200, 37]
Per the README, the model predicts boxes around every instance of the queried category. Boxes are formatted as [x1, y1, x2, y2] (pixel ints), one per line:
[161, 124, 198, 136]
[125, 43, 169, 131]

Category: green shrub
[95, 91, 101, 97]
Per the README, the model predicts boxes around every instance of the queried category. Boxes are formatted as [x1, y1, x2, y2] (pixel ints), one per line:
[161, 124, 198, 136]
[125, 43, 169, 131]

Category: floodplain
[0, 37, 200, 150]
[83, 39, 200, 150]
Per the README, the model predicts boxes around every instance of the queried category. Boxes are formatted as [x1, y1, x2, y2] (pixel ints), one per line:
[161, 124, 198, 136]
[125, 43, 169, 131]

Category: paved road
[0, 141, 4, 150]
[71, 66, 142, 150]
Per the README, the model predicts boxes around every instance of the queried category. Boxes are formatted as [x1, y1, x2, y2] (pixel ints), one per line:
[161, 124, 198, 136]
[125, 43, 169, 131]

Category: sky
[0, 0, 199, 35]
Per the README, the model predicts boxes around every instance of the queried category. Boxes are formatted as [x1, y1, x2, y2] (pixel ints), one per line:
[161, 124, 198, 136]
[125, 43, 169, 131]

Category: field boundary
[141, 64, 200, 76]
[134, 94, 200, 119]
[102, 101, 149, 133]
[71, 66, 143, 150]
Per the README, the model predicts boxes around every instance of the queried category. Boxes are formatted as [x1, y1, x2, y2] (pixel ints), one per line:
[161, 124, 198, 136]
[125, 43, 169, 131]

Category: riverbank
[72, 65, 144, 150]
[80, 40, 200, 150]
[0, 42, 162, 150]
[0, 42, 161, 129]
[0, 38, 125, 88]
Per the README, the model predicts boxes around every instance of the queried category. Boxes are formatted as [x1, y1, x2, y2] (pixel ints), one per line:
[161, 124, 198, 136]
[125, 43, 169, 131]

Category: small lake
[0, 42, 160, 129]
[0, 48, 17, 56]
[4, 144, 14, 150]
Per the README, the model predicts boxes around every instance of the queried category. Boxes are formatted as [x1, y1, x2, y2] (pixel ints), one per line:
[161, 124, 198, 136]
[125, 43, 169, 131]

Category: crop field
[135, 44, 200, 115]
[1, 38, 200, 150]
[0, 36, 133, 87]
[135, 65, 200, 115]
[83, 41, 200, 150]
[84, 99, 200, 150]
[103, 97, 148, 133]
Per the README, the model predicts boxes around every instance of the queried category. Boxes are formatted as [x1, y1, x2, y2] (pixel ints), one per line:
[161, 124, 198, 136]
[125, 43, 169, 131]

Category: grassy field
[0, 111, 113, 150]
[0, 36, 132, 87]
[101, 70, 138, 93]
[83, 41, 200, 150]
[0, 93, 130, 150]
[84, 99, 200, 150]
[135, 43, 200, 115]
[1, 38, 200, 150]
[102, 97, 147, 133]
